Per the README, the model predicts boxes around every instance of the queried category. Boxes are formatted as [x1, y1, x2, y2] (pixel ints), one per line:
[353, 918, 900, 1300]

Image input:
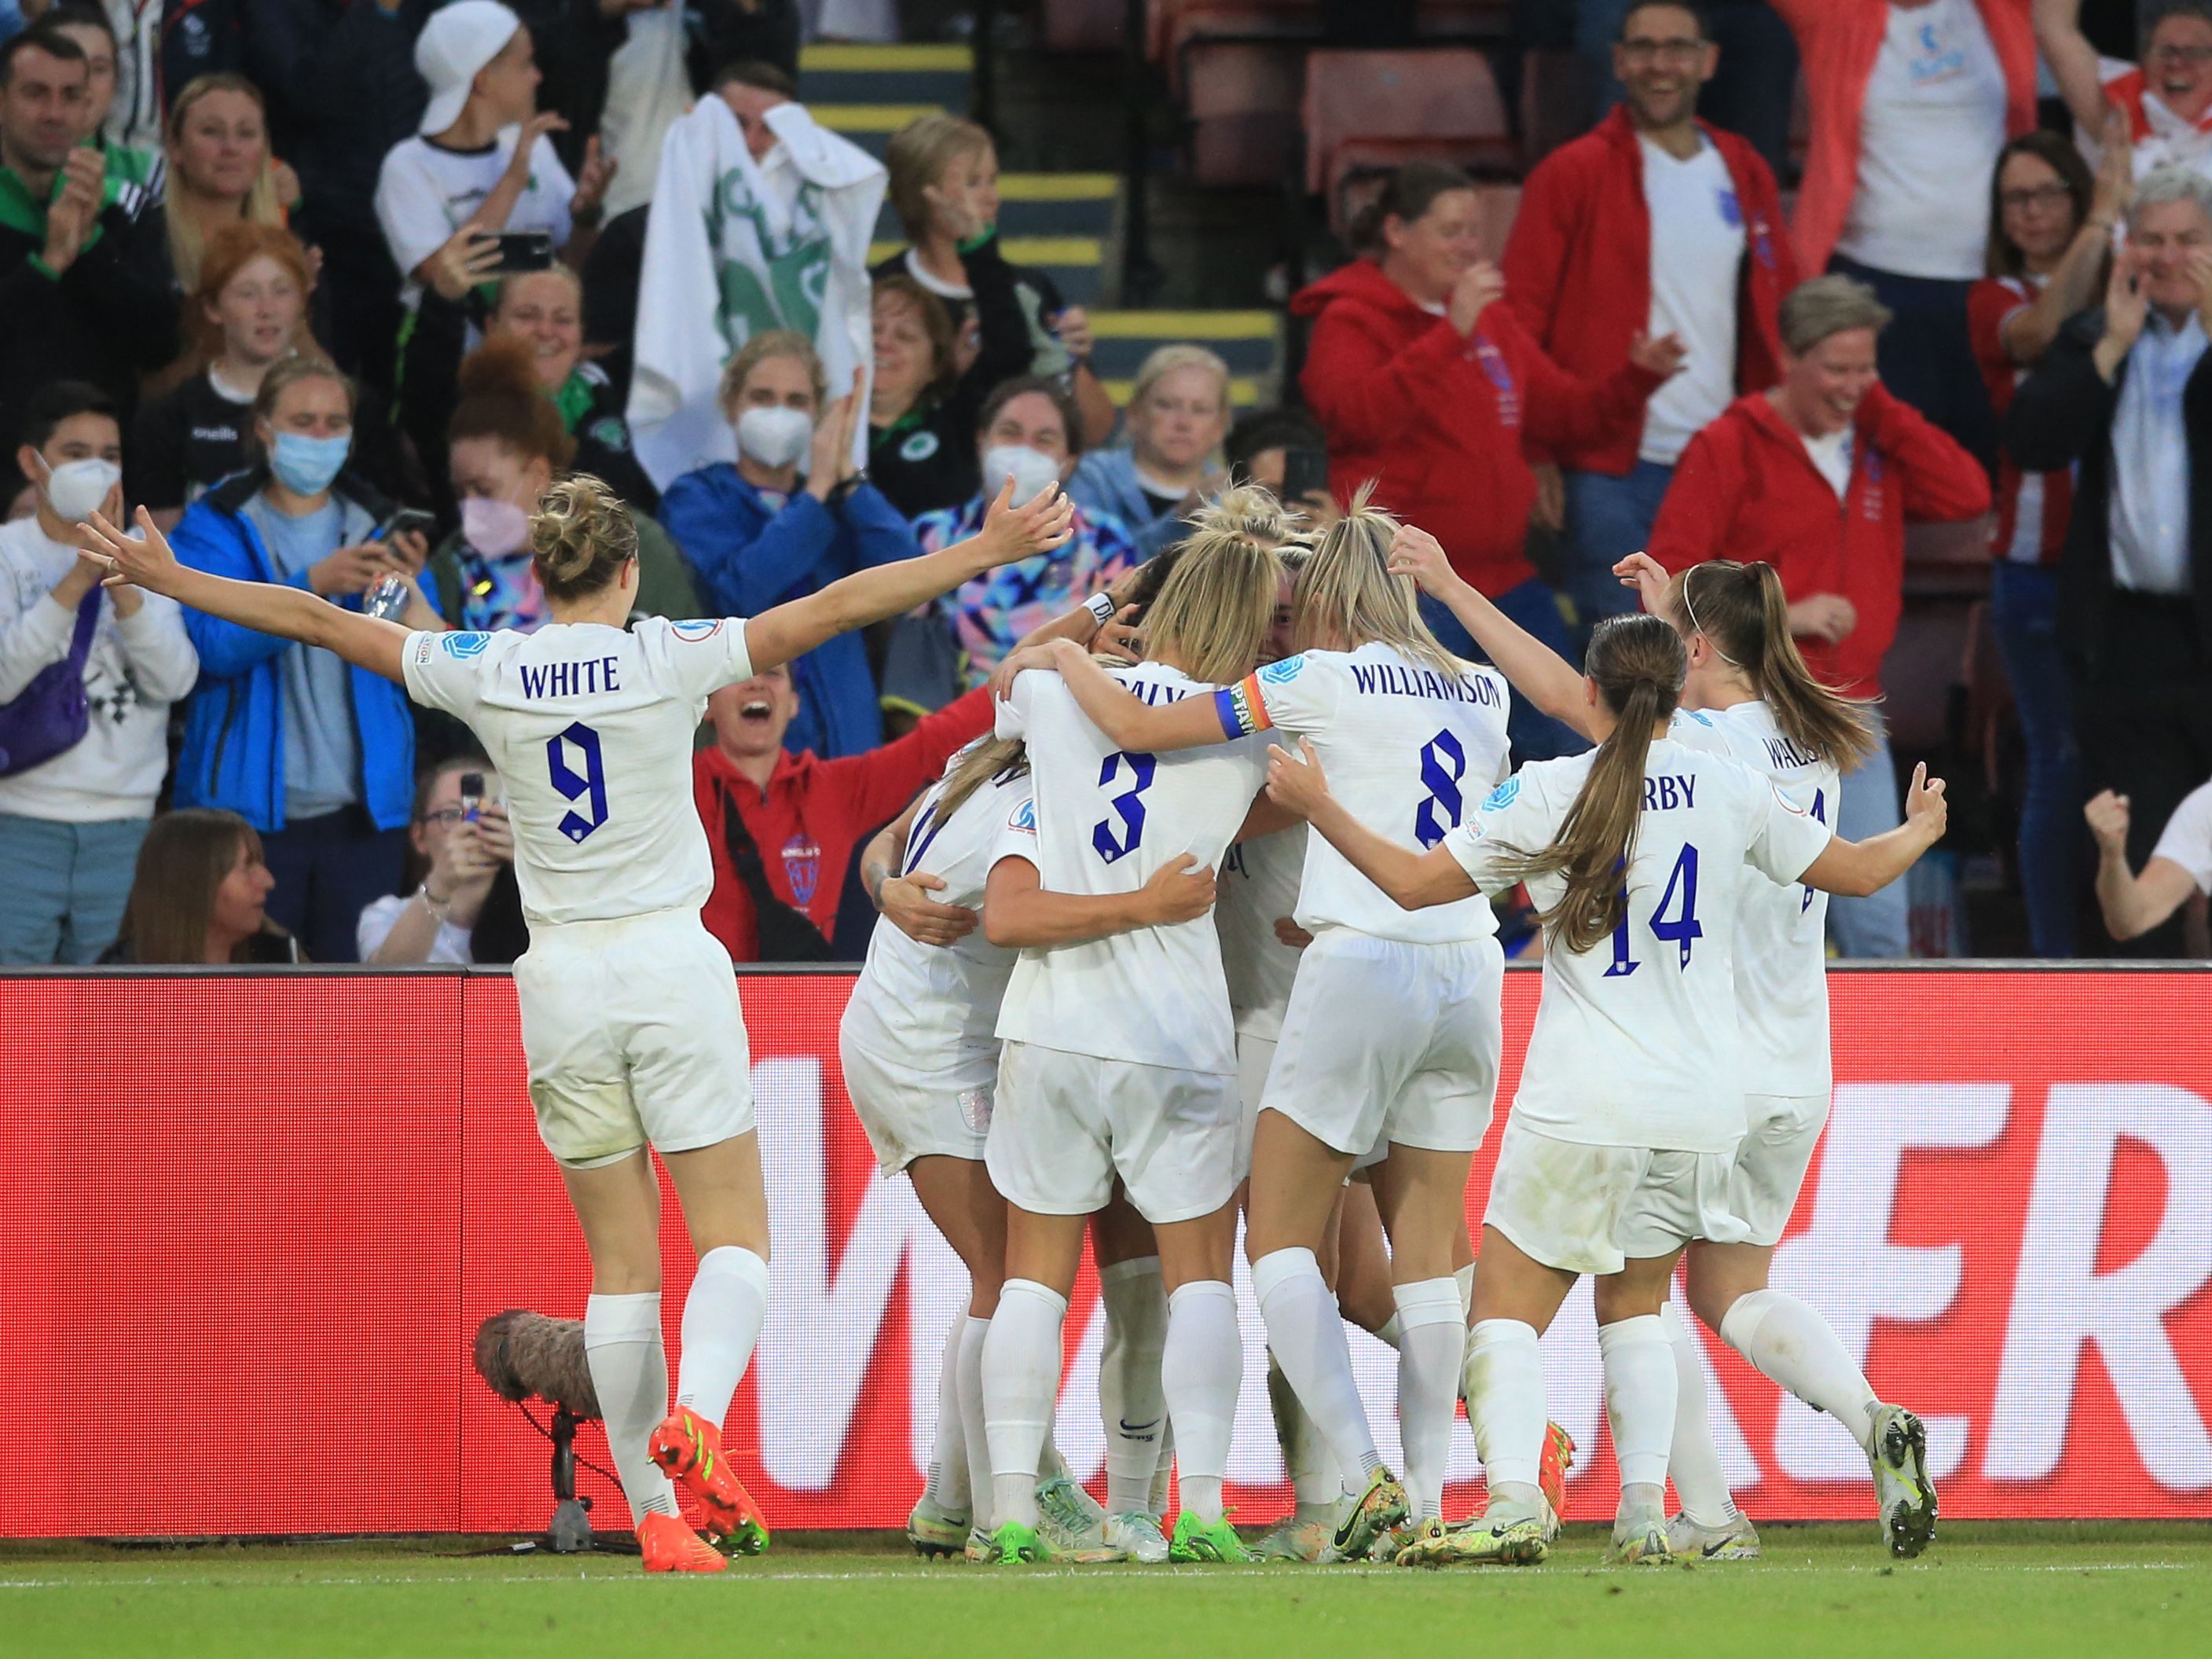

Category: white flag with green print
[628, 97, 884, 490]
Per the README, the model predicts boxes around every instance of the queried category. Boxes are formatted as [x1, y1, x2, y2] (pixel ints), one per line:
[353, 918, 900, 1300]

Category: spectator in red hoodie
[1506, 0, 1796, 648]
[1293, 160, 1684, 759]
[1649, 274, 1991, 956]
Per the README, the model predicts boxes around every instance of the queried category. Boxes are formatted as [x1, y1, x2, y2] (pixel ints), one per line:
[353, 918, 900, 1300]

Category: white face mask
[981, 442, 1063, 508]
[735, 404, 814, 470]
[38, 454, 122, 525]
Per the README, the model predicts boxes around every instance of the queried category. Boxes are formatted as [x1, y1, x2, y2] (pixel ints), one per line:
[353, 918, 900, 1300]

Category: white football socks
[1253, 1246, 1381, 1495]
[1392, 1278, 1465, 1521]
[582, 1292, 680, 1524]
[1598, 1313, 1675, 1508]
[674, 1245, 769, 1427]
[982, 1278, 1066, 1530]
[1720, 1287, 1880, 1452]
[957, 1313, 993, 1531]
[1267, 1353, 1337, 1513]
[1454, 1263, 1476, 1323]
[923, 1305, 970, 1513]
[1465, 1317, 1546, 1518]
[1660, 1301, 1740, 1527]
[1097, 1255, 1171, 1515]
[1161, 1279, 1240, 1525]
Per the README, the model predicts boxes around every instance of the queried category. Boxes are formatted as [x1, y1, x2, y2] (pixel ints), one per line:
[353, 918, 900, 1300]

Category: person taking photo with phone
[358, 754, 522, 964]
[168, 356, 442, 964]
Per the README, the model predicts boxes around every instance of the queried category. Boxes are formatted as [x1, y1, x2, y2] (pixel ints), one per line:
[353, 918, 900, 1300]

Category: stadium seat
[1905, 516, 1995, 599]
[1183, 42, 1308, 186]
[1302, 49, 1519, 237]
[1043, 0, 1129, 52]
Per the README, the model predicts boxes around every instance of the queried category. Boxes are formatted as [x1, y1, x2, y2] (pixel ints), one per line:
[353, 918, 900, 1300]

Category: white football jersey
[402, 617, 753, 927]
[1220, 642, 1511, 943]
[1216, 824, 1307, 1041]
[992, 663, 1268, 1074]
[1446, 737, 1833, 1153]
[1671, 703, 1842, 1097]
[845, 742, 1029, 1058]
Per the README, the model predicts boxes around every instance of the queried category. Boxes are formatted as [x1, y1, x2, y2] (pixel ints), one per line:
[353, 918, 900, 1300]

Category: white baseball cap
[416, 1, 523, 137]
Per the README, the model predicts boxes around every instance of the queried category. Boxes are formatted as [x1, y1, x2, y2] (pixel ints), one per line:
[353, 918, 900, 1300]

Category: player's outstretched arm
[1800, 762, 1947, 897]
[79, 507, 411, 683]
[744, 480, 1075, 674]
[1266, 737, 1477, 911]
[1005, 634, 1228, 752]
[981, 852, 1215, 947]
[1391, 524, 1598, 739]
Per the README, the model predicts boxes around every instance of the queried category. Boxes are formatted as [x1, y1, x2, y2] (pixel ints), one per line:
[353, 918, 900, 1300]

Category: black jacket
[2002, 305, 2212, 672]
[0, 182, 178, 455]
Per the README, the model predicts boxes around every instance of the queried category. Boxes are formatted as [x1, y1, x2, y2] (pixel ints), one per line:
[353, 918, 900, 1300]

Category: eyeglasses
[2150, 43, 2212, 65]
[1999, 184, 2075, 211]
[1620, 38, 1704, 64]
[418, 807, 471, 827]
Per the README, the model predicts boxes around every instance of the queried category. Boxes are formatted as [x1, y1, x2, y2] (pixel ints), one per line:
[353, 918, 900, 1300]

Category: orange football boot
[649, 1405, 771, 1556]
[1539, 1419, 1576, 1517]
[638, 1510, 726, 1573]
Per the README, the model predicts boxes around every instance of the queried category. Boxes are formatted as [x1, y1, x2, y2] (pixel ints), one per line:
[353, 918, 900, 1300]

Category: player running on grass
[1406, 526, 1942, 1559]
[1264, 612, 1946, 1567]
[80, 475, 1075, 1575]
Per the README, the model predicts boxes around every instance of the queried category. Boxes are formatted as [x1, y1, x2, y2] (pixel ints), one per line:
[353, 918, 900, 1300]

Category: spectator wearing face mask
[0, 379, 196, 962]
[1067, 344, 1235, 563]
[132, 222, 417, 530]
[167, 356, 441, 963]
[358, 753, 523, 964]
[0, 27, 178, 456]
[426, 336, 696, 638]
[660, 329, 923, 760]
[911, 376, 1137, 690]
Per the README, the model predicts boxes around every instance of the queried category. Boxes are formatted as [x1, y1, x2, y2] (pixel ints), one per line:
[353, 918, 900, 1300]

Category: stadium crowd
[2, 0, 2210, 968]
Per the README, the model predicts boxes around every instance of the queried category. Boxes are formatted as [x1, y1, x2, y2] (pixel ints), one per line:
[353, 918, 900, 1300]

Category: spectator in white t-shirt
[358, 754, 516, 963]
[1774, 0, 2040, 468]
[1503, 0, 1797, 647]
[375, 2, 614, 310]
[0, 380, 197, 963]
[2038, 0, 2212, 183]
[2085, 780, 2212, 945]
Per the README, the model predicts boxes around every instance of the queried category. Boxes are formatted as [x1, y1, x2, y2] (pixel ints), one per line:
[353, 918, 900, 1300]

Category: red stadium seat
[1044, 0, 1129, 52]
[1186, 42, 1311, 186]
[1303, 49, 1519, 236]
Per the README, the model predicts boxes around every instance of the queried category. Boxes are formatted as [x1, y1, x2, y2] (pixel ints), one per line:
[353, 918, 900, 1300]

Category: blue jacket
[1067, 446, 1189, 563]
[170, 469, 416, 834]
[660, 465, 923, 758]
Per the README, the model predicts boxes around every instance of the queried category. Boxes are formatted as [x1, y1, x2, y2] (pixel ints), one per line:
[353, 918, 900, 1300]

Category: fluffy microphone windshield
[473, 1310, 601, 1421]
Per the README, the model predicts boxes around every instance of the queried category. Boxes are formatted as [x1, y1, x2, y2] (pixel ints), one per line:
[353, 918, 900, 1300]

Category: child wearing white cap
[372, 0, 614, 314]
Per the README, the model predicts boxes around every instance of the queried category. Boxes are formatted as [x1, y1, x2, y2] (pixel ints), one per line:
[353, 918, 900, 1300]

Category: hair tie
[1681, 567, 1742, 669]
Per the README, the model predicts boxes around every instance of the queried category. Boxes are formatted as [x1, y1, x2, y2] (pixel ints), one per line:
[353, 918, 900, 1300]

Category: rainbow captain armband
[1215, 674, 1275, 740]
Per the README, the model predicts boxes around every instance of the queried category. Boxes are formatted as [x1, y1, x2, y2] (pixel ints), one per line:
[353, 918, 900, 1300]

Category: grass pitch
[3, 1524, 2206, 1659]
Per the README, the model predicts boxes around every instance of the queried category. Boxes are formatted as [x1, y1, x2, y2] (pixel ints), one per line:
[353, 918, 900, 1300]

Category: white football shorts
[1259, 929, 1504, 1161]
[1728, 1092, 1830, 1247]
[838, 1016, 997, 1174]
[512, 908, 755, 1169]
[1484, 1116, 1744, 1277]
[1235, 1031, 1277, 1171]
[988, 1039, 1241, 1224]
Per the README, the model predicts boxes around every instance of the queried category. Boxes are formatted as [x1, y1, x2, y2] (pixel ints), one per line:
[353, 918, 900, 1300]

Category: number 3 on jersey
[1092, 750, 1155, 864]
[548, 721, 609, 843]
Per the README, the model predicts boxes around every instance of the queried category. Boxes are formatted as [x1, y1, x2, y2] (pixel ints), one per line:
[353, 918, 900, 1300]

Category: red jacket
[1502, 107, 1797, 476]
[1292, 257, 1664, 597]
[693, 688, 993, 962]
[1646, 384, 1991, 699]
[1769, 0, 2038, 277]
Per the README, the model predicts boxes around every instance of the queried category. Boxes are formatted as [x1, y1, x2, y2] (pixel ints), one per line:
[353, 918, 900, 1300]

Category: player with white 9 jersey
[1264, 611, 1948, 1569]
[1012, 495, 1513, 1562]
[974, 529, 1282, 1566]
[1410, 524, 1946, 1562]
[80, 475, 1078, 1575]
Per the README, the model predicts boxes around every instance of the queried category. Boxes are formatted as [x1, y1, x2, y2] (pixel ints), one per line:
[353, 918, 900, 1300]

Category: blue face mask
[269, 430, 351, 497]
